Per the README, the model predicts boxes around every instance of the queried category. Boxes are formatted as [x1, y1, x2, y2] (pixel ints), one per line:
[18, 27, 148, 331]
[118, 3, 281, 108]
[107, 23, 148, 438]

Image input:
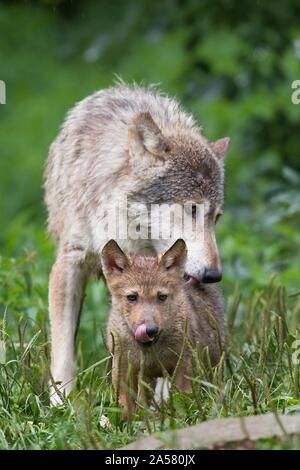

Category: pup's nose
[146, 324, 159, 338]
[202, 268, 222, 283]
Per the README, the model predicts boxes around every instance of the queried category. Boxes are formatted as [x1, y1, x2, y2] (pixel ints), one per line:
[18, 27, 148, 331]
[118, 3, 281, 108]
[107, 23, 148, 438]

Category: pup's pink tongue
[135, 324, 153, 343]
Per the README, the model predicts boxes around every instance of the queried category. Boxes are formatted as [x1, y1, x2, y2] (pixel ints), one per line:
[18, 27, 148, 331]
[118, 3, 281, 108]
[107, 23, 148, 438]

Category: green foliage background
[0, 0, 300, 449]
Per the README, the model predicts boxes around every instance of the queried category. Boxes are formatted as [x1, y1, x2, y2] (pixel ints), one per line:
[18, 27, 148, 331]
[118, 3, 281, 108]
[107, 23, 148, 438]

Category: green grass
[1, 232, 300, 450]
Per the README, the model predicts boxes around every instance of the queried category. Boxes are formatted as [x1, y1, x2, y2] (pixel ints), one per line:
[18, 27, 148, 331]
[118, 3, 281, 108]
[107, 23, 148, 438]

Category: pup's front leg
[173, 359, 193, 393]
[112, 355, 138, 418]
[49, 251, 88, 404]
[138, 376, 156, 408]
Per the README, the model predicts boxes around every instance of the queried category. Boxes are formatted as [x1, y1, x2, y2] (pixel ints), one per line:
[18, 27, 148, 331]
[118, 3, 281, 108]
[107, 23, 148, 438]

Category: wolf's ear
[128, 112, 170, 159]
[159, 239, 187, 275]
[101, 240, 129, 276]
[210, 137, 230, 160]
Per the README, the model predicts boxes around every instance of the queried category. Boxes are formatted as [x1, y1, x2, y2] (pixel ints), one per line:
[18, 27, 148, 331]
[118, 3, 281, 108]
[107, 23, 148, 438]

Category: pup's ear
[210, 137, 230, 160]
[128, 112, 170, 159]
[159, 239, 187, 275]
[101, 240, 129, 276]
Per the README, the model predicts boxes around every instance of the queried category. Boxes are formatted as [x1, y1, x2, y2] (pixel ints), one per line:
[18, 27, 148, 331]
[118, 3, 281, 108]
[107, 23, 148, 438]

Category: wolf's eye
[127, 294, 138, 302]
[158, 293, 168, 302]
[185, 203, 198, 218]
[215, 213, 222, 224]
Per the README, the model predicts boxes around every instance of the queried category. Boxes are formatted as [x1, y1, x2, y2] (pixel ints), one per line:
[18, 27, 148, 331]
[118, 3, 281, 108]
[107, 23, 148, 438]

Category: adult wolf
[44, 84, 229, 403]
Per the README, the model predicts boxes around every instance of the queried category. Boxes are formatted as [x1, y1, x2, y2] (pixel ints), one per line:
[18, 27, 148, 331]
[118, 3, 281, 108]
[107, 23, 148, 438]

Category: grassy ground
[0, 230, 300, 449]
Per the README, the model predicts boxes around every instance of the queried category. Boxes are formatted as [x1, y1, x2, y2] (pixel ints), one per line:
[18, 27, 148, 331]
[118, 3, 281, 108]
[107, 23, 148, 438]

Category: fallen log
[121, 413, 300, 450]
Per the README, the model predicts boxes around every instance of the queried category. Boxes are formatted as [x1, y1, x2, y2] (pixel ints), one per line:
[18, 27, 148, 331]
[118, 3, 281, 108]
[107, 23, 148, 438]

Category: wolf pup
[44, 84, 229, 403]
[101, 239, 225, 415]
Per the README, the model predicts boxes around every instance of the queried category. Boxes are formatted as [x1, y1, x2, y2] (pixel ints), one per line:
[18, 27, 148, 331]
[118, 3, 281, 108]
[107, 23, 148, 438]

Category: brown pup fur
[101, 239, 225, 415]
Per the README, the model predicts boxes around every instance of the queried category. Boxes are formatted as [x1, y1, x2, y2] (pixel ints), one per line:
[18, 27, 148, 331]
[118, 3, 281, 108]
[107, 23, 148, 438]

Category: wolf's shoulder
[63, 83, 199, 136]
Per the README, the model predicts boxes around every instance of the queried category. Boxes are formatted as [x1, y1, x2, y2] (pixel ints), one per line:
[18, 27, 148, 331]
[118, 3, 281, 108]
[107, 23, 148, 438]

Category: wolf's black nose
[146, 325, 159, 338]
[202, 268, 222, 283]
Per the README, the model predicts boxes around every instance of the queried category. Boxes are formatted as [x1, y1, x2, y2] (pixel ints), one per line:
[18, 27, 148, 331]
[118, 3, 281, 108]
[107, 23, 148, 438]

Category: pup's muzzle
[135, 324, 159, 344]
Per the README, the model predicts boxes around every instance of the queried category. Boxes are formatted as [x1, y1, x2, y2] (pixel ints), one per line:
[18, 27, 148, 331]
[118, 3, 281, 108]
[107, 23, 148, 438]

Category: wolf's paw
[49, 387, 67, 406]
[49, 381, 70, 407]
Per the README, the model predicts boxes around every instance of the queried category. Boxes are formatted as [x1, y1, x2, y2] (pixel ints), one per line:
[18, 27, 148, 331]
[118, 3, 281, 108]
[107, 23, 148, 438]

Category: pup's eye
[127, 294, 138, 302]
[158, 293, 168, 302]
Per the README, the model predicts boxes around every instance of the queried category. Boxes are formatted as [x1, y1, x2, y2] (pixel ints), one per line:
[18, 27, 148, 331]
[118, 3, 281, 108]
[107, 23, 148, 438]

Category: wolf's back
[44, 85, 203, 241]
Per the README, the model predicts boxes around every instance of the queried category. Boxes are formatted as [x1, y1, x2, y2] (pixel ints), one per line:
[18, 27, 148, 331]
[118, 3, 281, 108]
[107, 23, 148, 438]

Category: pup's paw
[154, 377, 170, 404]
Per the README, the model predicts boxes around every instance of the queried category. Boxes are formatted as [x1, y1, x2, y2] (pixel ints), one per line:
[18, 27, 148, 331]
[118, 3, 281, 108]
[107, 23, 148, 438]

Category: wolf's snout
[184, 267, 222, 284]
[202, 268, 222, 283]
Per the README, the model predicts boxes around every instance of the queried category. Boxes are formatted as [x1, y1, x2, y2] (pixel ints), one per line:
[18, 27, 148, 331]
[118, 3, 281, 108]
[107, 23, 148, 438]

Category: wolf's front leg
[49, 252, 88, 405]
